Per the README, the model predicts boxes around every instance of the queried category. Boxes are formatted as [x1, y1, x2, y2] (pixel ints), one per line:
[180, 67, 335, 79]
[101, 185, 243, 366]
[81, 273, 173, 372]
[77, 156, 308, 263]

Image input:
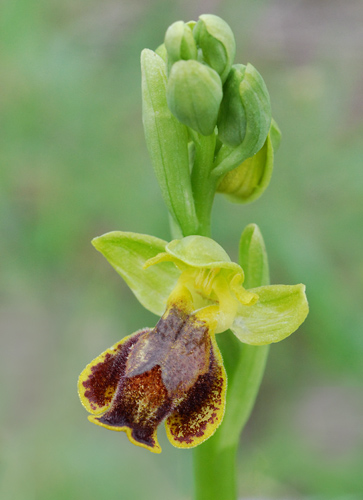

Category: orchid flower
[78, 232, 308, 453]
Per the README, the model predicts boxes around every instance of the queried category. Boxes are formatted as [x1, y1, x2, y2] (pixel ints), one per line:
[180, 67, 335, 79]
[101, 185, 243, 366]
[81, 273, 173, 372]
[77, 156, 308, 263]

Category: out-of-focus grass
[1, 1, 362, 499]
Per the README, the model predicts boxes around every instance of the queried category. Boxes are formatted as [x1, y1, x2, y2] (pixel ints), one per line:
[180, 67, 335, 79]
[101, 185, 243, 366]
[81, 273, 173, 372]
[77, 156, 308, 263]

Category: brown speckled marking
[82, 330, 147, 410]
[166, 345, 225, 444]
[96, 365, 173, 448]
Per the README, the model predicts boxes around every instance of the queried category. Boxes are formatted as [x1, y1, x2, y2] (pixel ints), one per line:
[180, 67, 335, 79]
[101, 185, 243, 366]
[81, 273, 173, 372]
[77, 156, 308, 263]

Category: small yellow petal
[230, 273, 259, 305]
[143, 252, 175, 269]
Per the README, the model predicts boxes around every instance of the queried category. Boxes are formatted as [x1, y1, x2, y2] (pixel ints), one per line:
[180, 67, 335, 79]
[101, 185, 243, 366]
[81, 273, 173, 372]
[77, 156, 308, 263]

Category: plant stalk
[191, 221, 270, 500]
[172, 132, 270, 500]
[190, 131, 217, 237]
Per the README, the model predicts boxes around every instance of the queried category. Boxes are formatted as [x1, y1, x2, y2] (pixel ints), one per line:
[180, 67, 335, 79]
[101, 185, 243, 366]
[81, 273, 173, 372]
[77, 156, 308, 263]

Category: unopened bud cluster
[141, 14, 281, 226]
[163, 15, 236, 137]
[162, 15, 271, 146]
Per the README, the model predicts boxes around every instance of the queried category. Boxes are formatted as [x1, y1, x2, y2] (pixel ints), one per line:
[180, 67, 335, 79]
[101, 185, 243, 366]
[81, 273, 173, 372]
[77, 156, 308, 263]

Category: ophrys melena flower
[78, 233, 308, 453]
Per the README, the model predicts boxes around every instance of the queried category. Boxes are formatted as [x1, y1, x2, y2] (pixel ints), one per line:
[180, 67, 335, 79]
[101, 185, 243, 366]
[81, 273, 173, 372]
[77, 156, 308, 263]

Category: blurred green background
[1, 0, 362, 499]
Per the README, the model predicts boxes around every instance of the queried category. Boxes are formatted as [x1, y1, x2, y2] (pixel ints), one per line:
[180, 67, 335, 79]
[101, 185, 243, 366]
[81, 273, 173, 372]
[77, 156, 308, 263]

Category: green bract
[269, 117, 282, 151]
[92, 230, 308, 343]
[239, 223, 269, 289]
[213, 63, 272, 179]
[141, 49, 198, 235]
[155, 43, 167, 61]
[217, 64, 248, 147]
[194, 14, 236, 84]
[167, 60, 223, 136]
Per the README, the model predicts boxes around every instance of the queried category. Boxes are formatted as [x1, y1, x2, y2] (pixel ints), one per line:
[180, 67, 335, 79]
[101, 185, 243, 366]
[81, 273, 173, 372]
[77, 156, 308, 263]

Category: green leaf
[141, 49, 198, 236]
[231, 284, 309, 345]
[92, 231, 180, 316]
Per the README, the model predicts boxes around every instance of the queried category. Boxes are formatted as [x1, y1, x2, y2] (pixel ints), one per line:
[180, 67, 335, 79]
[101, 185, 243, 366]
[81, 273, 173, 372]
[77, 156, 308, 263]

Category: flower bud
[167, 59, 223, 136]
[213, 63, 272, 178]
[164, 21, 197, 72]
[186, 20, 196, 31]
[217, 64, 247, 147]
[216, 129, 275, 204]
[193, 14, 236, 83]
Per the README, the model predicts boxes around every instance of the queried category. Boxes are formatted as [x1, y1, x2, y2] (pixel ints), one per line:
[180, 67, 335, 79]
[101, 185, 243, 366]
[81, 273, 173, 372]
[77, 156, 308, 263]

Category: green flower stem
[193, 338, 269, 500]
[190, 131, 217, 237]
[192, 224, 270, 500]
[193, 439, 238, 500]
[172, 129, 272, 500]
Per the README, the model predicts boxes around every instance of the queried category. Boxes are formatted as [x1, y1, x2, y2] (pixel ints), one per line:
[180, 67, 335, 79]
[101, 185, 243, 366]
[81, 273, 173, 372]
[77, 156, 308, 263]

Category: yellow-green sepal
[92, 231, 180, 316]
[231, 284, 309, 345]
